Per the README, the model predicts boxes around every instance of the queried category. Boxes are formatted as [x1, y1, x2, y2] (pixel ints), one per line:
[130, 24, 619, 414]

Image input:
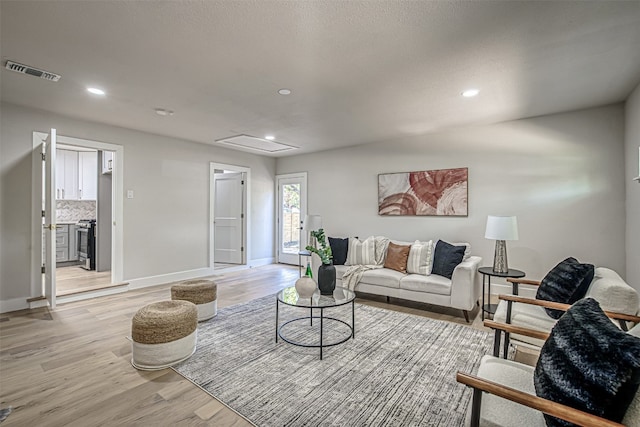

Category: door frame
[275, 172, 308, 265]
[209, 162, 250, 269]
[31, 131, 125, 302]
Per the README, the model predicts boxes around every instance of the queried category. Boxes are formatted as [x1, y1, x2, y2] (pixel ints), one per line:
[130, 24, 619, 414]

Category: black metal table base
[276, 300, 355, 360]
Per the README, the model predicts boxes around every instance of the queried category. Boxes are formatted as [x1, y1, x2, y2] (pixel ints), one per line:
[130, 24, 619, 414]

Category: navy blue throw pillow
[431, 240, 465, 279]
[534, 298, 640, 426]
[536, 257, 594, 319]
[328, 237, 349, 266]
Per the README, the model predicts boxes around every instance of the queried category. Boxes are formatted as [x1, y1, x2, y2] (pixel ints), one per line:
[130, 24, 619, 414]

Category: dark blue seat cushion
[534, 298, 640, 426]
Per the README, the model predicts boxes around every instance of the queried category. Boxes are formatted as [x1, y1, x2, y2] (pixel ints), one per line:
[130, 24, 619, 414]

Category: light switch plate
[127, 190, 134, 199]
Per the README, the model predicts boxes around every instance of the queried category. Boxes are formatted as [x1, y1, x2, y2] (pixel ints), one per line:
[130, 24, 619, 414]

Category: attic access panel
[214, 135, 296, 153]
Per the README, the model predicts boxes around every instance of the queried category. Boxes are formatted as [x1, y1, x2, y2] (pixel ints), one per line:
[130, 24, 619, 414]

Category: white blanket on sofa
[342, 236, 390, 291]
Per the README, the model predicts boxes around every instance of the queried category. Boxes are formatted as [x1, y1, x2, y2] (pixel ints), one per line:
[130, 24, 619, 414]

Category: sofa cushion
[406, 240, 433, 275]
[534, 298, 640, 426]
[360, 268, 404, 289]
[383, 242, 411, 273]
[536, 257, 594, 319]
[431, 240, 465, 279]
[346, 236, 376, 266]
[400, 274, 451, 296]
[328, 237, 349, 265]
[334, 264, 349, 280]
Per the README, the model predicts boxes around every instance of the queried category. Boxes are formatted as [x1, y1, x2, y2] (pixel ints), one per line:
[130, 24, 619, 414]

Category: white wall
[0, 102, 276, 310]
[277, 105, 626, 281]
[626, 83, 640, 292]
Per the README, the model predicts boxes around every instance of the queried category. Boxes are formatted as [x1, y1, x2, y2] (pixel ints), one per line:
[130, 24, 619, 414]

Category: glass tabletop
[277, 286, 356, 308]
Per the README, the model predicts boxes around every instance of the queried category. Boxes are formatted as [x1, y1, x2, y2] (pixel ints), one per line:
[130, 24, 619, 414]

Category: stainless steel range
[77, 219, 96, 270]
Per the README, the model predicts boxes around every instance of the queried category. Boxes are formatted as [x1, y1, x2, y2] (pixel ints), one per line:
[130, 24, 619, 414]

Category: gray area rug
[174, 295, 491, 426]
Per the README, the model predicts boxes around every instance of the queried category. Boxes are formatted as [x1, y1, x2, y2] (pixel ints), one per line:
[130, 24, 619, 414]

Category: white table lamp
[303, 215, 323, 248]
[485, 215, 518, 274]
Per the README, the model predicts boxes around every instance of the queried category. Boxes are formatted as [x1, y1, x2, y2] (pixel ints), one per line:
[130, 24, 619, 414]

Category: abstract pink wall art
[378, 167, 468, 216]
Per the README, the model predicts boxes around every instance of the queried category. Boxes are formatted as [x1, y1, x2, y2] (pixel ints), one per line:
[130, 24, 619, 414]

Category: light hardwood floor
[0, 264, 525, 426]
[55, 266, 113, 295]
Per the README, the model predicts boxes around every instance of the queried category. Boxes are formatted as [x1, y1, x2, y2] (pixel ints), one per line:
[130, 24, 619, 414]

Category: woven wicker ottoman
[171, 279, 218, 321]
[131, 300, 198, 370]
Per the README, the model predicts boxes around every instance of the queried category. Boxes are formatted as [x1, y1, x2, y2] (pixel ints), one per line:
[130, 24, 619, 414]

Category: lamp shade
[303, 214, 323, 231]
[485, 216, 518, 241]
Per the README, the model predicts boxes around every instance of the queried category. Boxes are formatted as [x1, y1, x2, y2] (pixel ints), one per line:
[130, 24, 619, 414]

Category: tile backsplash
[56, 200, 96, 222]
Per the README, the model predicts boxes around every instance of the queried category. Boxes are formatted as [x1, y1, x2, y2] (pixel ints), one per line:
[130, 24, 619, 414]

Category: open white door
[44, 129, 57, 309]
[213, 172, 245, 264]
[276, 173, 307, 265]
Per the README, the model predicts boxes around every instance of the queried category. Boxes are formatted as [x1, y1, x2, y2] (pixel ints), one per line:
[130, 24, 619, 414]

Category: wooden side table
[478, 267, 525, 321]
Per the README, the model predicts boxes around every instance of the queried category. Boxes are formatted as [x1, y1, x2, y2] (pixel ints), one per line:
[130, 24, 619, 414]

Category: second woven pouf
[131, 300, 198, 370]
[171, 279, 218, 321]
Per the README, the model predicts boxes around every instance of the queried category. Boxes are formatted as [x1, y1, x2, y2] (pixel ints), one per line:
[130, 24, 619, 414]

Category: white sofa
[312, 238, 483, 322]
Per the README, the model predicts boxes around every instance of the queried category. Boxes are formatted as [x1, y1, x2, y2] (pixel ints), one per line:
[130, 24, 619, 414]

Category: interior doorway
[33, 131, 124, 307]
[210, 163, 250, 271]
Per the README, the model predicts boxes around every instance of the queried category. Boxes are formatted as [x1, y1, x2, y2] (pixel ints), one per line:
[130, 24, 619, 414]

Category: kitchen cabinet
[102, 151, 114, 174]
[55, 149, 97, 200]
[46, 223, 79, 264]
[55, 224, 70, 262]
[56, 149, 78, 200]
[78, 152, 97, 200]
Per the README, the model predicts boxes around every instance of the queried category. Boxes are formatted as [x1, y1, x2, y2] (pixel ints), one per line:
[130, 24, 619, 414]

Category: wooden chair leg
[463, 310, 470, 323]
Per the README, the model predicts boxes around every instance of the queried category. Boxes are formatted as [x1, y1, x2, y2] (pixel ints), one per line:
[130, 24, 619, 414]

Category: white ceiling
[2, 1, 640, 157]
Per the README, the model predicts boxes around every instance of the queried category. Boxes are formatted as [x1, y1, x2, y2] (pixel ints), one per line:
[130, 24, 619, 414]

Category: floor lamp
[485, 215, 518, 274]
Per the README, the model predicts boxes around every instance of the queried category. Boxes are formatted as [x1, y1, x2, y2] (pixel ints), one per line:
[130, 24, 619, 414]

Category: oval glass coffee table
[275, 286, 356, 360]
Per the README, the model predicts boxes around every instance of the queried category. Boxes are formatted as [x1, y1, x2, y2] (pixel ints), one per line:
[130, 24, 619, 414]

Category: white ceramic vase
[295, 276, 316, 298]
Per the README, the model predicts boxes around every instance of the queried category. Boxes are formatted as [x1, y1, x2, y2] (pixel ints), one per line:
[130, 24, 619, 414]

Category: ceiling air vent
[214, 134, 297, 153]
[5, 60, 61, 82]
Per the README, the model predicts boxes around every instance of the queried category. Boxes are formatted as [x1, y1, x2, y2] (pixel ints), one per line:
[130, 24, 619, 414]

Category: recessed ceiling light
[462, 89, 479, 98]
[154, 108, 174, 116]
[87, 87, 105, 96]
[265, 135, 275, 140]
[278, 88, 292, 95]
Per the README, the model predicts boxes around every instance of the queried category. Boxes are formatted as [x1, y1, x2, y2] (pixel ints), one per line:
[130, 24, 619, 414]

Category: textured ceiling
[1, 1, 640, 156]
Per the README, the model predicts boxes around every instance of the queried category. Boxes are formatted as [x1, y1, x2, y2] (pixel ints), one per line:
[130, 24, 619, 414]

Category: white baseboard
[0, 297, 31, 314]
[127, 267, 216, 290]
[249, 257, 275, 268]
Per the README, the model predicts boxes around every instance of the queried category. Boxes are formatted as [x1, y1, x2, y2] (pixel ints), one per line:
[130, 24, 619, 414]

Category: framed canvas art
[378, 167, 468, 216]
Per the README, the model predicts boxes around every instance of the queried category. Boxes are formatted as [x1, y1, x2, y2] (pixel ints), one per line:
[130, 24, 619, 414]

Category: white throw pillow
[346, 236, 376, 266]
[406, 240, 433, 275]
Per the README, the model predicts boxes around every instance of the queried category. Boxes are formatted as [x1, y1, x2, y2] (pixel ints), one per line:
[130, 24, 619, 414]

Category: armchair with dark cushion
[493, 265, 639, 353]
[457, 299, 640, 427]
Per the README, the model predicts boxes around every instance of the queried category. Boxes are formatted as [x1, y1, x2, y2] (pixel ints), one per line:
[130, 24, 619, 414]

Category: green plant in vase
[305, 229, 332, 264]
[305, 228, 336, 295]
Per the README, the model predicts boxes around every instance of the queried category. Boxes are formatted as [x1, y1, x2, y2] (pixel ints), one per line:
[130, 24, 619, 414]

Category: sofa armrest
[450, 255, 482, 311]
